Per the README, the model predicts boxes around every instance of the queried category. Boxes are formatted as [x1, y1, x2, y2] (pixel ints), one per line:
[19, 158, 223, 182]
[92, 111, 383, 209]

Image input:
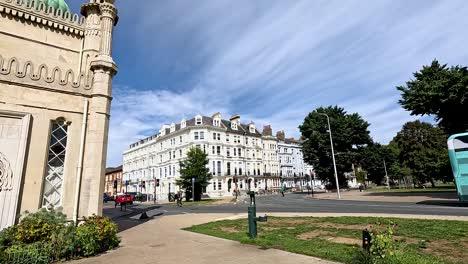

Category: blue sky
[69, 1, 468, 167]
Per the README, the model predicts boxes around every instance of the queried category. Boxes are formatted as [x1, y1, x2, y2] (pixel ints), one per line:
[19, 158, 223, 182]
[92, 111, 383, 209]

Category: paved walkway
[311, 189, 458, 203]
[71, 213, 337, 264]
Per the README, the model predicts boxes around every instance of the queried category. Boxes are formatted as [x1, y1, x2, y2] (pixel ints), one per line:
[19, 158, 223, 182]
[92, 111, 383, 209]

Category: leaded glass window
[42, 120, 68, 208]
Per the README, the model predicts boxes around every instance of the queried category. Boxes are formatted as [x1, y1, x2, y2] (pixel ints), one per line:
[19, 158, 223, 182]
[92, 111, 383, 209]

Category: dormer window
[249, 126, 255, 133]
[231, 122, 237, 130]
[170, 123, 176, 133]
[181, 119, 186, 128]
[213, 119, 220, 127]
[195, 115, 202, 125]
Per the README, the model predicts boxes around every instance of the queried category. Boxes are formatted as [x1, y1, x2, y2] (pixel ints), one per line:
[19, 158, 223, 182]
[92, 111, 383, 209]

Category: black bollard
[362, 229, 372, 254]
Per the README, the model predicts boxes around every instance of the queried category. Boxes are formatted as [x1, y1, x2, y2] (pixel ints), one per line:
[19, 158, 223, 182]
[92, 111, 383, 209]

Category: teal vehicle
[448, 133, 468, 201]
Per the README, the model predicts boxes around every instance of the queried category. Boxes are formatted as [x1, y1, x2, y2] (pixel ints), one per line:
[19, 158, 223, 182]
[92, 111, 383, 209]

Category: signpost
[191, 177, 195, 202]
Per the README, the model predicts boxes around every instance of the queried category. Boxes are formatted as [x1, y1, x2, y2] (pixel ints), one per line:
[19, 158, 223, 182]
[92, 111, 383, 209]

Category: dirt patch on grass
[297, 230, 360, 245]
[261, 226, 295, 231]
[393, 236, 419, 244]
[325, 237, 361, 245]
[297, 230, 334, 240]
[219, 226, 239, 233]
[315, 223, 368, 230]
[268, 218, 318, 226]
[423, 239, 468, 263]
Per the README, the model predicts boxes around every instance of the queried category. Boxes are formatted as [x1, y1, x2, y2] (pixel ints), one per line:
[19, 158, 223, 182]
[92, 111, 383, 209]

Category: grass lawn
[186, 216, 468, 264]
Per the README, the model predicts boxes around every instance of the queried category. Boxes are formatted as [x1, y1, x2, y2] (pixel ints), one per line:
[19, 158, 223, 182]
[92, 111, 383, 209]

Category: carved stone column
[79, 0, 118, 217]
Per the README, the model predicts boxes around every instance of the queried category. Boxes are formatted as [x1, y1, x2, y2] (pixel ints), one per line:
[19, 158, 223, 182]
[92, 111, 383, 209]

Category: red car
[115, 194, 134, 205]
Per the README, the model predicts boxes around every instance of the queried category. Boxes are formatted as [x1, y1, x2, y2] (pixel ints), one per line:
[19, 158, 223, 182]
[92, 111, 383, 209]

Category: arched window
[42, 119, 69, 208]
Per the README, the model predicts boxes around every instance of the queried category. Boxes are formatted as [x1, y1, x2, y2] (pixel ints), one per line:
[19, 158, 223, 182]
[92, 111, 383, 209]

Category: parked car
[115, 194, 134, 205]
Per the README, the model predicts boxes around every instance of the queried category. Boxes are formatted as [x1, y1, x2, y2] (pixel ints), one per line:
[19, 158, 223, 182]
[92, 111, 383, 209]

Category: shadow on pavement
[416, 200, 468, 207]
[104, 204, 162, 233]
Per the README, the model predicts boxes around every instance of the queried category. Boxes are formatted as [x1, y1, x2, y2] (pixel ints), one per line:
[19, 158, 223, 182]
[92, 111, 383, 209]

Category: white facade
[277, 137, 307, 189]
[123, 114, 285, 201]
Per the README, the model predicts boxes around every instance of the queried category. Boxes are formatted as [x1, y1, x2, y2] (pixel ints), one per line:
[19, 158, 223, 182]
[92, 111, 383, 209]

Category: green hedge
[0, 209, 120, 263]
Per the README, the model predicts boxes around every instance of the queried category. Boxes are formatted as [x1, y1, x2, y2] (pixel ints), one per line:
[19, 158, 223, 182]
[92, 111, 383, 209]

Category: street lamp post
[383, 159, 390, 190]
[317, 113, 341, 199]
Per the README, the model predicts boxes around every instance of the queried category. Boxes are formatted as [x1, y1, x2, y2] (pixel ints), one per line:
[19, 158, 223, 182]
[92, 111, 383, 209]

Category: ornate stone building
[0, 0, 118, 229]
[123, 114, 285, 201]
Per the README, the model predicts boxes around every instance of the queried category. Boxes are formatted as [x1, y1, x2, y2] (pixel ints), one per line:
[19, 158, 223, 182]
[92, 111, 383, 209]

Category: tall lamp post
[317, 113, 341, 199]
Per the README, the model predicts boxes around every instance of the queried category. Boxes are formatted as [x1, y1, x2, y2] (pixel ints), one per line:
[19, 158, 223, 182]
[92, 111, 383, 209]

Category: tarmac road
[105, 193, 468, 231]
[161, 193, 468, 216]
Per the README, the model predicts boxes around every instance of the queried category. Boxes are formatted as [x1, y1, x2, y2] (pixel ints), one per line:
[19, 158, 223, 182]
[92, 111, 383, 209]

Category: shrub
[353, 223, 397, 264]
[49, 224, 79, 260]
[369, 224, 396, 260]
[4, 242, 52, 264]
[76, 215, 120, 257]
[351, 250, 374, 264]
[14, 209, 67, 244]
[1, 211, 120, 263]
[0, 225, 17, 248]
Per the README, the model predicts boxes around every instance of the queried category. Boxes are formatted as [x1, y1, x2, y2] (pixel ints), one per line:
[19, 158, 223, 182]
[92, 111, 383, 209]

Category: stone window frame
[41, 117, 71, 209]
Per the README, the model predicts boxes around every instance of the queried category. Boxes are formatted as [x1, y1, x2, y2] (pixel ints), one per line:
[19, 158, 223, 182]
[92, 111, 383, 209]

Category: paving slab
[70, 213, 338, 264]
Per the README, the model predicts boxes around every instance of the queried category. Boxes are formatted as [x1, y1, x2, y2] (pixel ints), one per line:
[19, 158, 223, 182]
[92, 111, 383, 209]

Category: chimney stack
[276, 130, 285, 141]
[262, 125, 273, 136]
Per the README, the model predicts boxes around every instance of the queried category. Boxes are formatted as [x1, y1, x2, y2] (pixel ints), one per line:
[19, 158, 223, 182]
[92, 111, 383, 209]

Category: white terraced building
[276, 131, 309, 189]
[122, 113, 313, 201]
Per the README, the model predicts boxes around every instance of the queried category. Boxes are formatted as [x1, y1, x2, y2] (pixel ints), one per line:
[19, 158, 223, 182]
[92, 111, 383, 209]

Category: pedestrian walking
[176, 191, 183, 207]
[281, 184, 285, 197]
[174, 192, 180, 207]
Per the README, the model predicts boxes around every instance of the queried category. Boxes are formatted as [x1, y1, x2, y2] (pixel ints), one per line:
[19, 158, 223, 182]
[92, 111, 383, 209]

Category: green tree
[357, 143, 397, 185]
[355, 169, 367, 185]
[397, 60, 468, 135]
[392, 121, 451, 187]
[176, 147, 212, 201]
[299, 106, 372, 189]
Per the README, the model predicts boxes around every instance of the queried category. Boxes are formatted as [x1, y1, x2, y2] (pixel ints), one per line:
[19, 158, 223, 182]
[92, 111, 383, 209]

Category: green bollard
[248, 204, 257, 238]
[247, 191, 267, 238]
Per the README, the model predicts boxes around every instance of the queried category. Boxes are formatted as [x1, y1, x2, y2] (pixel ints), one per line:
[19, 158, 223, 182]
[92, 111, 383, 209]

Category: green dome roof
[28, 0, 70, 14]
[47, 0, 70, 13]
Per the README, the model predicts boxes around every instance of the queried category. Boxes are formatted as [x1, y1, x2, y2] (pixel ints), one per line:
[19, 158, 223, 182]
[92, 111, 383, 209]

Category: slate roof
[105, 165, 123, 174]
[130, 115, 265, 148]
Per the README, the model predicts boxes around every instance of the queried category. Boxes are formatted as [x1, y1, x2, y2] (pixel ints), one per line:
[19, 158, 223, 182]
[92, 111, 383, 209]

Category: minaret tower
[79, 0, 118, 217]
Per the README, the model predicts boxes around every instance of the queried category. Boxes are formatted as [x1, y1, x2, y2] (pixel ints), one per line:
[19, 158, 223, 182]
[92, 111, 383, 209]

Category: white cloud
[105, 0, 468, 166]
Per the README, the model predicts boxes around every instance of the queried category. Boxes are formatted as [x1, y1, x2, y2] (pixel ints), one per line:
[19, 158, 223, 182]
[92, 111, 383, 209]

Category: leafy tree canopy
[397, 60, 468, 135]
[299, 106, 372, 189]
[176, 147, 212, 201]
[391, 120, 451, 186]
[356, 143, 396, 185]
